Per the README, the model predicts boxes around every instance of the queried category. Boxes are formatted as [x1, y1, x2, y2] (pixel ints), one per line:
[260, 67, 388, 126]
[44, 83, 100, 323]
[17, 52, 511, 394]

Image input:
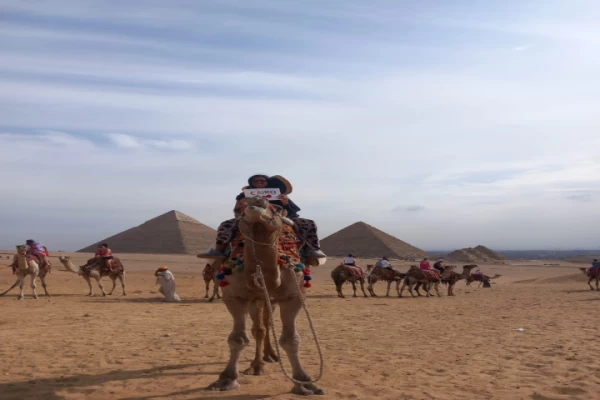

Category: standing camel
[331, 262, 368, 298]
[202, 262, 221, 301]
[399, 265, 441, 298]
[365, 264, 405, 297]
[439, 265, 477, 296]
[0, 245, 44, 300]
[207, 197, 324, 396]
[579, 268, 600, 291]
[1, 246, 52, 299]
[58, 256, 126, 296]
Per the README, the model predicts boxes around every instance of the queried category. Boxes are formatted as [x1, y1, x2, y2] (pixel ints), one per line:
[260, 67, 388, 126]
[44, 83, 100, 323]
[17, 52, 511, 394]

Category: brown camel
[579, 268, 600, 291]
[202, 262, 221, 301]
[439, 265, 477, 296]
[207, 197, 324, 396]
[465, 272, 502, 287]
[399, 266, 441, 297]
[365, 264, 405, 297]
[58, 256, 126, 296]
[331, 262, 368, 298]
[1, 245, 51, 299]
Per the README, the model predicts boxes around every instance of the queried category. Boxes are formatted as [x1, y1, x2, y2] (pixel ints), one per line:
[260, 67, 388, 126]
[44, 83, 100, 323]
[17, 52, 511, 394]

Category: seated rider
[25, 239, 49, 267]
[375, 256, 393, 270]
[95, 243, 114, 271]
[419, 257, 431, 270]
[197, 174, 326, 264]
[474, 268, 484, 277]
[589, 259, 600, 273]
[433, 259, 444, 272]
[343, 254, 356, 266]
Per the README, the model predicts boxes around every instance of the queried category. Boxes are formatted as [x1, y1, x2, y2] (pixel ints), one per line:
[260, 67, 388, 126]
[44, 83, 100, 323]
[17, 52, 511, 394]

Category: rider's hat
[268, 175, 293, 195]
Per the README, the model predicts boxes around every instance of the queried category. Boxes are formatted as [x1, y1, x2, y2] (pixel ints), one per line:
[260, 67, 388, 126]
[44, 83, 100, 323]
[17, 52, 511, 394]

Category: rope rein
[239, 212, 325, 385]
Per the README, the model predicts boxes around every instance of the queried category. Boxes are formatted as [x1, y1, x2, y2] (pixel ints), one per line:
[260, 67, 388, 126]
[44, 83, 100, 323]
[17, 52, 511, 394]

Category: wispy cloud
[514, 44, 532, 51]
[107, 134, 192, 150]
[393, 205, 426, 213]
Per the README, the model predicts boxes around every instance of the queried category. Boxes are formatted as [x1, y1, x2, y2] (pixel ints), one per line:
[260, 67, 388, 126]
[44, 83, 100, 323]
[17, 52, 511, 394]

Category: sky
[1, 0, 599, 251]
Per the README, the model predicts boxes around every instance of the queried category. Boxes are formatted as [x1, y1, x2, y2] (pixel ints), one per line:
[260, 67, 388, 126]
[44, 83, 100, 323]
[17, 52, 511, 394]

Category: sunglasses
[252, 179, 267, 183]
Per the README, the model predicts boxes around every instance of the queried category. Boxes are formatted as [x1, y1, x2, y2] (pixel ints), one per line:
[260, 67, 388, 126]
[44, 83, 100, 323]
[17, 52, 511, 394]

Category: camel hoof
[17, 297, 24, 301]
[292, 383, 325, 396]
[207, 378, 240, 391]
[243, 366, 264, 376]
[208, 298, 215, 303]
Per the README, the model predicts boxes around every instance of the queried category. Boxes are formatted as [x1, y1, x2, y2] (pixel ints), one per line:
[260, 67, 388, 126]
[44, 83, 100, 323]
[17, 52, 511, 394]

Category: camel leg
[108, 277, 117, 295]
[208, 296, 250, 391]
[83, 275, 94, 296]
[414, 283, 423, 297]
[385, 281, 392, 297]
[0, 279, 20, 296]
[335, 279, 345, 298]
[216, 284, 221, 299]
[244, 299, 266, 376]
[30, 274, 39, 300]
[39, 274, 50, 297]
[351, 280, 358, 298]
[434, 282, 441, 297]
[398, 280, 408, 298]
[204, 279, 210, 298]
[448, 282, 455, 296]
[278, 297, 325, 396]
[359, 278, 369, 298]
[18, 275, 25, 300]
[367, 277, 377, 297]
[407, 281, 417, 298]
[118, 273, 126, 295]
[263, 302, 279, 362]
[95, 277, 107, 297]
[209, 278, 219, 302]
[596, 278, 600, 291]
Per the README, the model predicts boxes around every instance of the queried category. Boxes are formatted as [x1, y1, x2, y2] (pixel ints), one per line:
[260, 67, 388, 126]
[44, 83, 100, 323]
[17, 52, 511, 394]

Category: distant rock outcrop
[445, 245, 506, 263]
[320, 221, 427, 259]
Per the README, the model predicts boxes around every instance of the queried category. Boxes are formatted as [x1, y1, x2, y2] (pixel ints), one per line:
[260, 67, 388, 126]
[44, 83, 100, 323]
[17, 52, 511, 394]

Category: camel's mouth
[243, 205, 268, 222]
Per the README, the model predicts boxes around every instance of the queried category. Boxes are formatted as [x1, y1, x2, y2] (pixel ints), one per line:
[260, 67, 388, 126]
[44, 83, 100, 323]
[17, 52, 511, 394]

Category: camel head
[240, 197, 286, 229]
[15, 245, 27, 256]
[366, 264, 373, 271]
[58, 256, 81, 275]
[462, 264, 477, 273]
[580, 267, 588, 274]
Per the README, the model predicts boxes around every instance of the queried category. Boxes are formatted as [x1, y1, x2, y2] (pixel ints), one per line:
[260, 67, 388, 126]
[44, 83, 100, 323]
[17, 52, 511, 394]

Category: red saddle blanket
[346, 266, 364, 278]
[373, 267, 402, 281]
[470, 273, 485, 281]
[587, 269, 600, 278]
[229, 223, 304, 265]
[422, 270, 441, 281]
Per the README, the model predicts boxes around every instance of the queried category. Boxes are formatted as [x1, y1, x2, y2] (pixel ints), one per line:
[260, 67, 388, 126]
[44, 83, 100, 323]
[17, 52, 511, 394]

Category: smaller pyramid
[78, 210, 217, 255]
[445, 245, 506, 262]
[320, 221, 427, 259]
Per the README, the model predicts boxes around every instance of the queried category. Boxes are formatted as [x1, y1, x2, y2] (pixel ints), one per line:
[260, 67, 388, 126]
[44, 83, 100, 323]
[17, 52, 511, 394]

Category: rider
[95, 243, 114, 271]
[197, 174, 326, 265]
[25, 239, 49, 267]
[343, 254, 356, 266]
[433, 259, 444, 272]
[419, 257, 431, 270]
[375, 256, 393, 270]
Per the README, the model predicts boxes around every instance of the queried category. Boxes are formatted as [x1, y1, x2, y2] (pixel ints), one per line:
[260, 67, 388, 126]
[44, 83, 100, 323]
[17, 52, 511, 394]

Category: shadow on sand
[1, 363, 270, 400]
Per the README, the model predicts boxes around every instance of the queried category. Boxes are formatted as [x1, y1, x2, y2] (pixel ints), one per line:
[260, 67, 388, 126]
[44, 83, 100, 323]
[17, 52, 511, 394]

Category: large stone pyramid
[77, 210, 217, 255]
[445, 245, 506, 262]
[320, 221, 427, 259]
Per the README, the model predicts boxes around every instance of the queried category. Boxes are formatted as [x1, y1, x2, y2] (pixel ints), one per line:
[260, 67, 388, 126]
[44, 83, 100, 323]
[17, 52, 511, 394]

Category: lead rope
[242, 224, 325, 385]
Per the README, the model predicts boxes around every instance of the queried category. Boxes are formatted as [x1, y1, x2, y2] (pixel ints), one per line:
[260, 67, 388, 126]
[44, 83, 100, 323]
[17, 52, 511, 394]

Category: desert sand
[1, 251, 599, 400]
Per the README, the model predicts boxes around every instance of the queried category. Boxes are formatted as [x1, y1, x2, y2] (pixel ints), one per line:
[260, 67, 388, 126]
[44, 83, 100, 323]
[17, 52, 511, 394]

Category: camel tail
[331, 271, 345, 288]
[0, 279, 20, 296]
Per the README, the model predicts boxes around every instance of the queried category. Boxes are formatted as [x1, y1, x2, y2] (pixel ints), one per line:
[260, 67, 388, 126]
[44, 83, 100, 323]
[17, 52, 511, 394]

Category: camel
[465, 271, 502, 288]
[331, 262, 368, 298]
[0, 245, 46, 300]
[207, 197, 324, 396]
[58, 256, 126, 296]
[399, 265, 441, 297]
[202, 262, 221, 301]
[439, 265, 477, 296]
[579, 268, 600, 291]
[365, 264, 405, 297]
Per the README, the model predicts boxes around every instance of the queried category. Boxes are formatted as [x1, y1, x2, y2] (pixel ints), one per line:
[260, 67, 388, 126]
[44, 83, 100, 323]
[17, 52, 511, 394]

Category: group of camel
[1, 248, 126, 300]
[331, 262, 502, 299]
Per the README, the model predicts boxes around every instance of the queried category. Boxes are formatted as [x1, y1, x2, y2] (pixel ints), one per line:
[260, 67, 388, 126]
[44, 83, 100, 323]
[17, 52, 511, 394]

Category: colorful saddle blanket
[346, 266, 364, 278]
[587, 268, 600, 278]
[422, 270, 441, 281]
[374, 267, 402, 281]
[228, 222, 304, 266]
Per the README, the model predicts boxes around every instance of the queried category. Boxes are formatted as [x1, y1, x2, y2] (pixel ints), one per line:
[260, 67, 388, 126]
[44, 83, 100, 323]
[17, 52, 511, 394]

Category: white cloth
[156, 270, 181, 302]
[343, 257, 355, 265]
[376, 259, 390, 268]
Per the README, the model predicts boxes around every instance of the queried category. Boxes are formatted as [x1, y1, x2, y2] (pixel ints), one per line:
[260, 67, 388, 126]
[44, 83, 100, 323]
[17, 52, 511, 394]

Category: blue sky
[1, 0, 599, 251]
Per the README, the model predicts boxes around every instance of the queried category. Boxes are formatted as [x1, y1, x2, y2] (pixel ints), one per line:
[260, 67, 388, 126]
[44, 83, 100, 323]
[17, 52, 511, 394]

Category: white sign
[243, 188, 281, 200]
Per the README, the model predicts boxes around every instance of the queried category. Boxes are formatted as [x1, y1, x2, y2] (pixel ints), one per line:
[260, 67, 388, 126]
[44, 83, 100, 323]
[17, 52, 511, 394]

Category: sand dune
[1, 252, 599, 399]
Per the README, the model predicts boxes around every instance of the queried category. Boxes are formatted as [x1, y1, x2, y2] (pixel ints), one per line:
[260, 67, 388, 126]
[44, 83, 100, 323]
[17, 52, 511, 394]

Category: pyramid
[445, 245, 506, 262]
[77, 210, 217, 255]
[320, 221, 427, 259]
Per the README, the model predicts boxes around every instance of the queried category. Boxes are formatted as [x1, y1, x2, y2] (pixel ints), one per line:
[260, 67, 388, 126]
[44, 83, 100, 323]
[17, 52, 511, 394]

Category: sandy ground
[0, 251, 599, 400]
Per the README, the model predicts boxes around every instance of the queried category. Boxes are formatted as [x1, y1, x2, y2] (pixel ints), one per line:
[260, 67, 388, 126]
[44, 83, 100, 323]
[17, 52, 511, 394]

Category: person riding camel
[375, 256, 393, 270]
[343, 254, 356, 266]
[197, 174, 326, 265]
[587, 259, 600, 273]
[25, 239, 49, 268]
[419, 257, 431, 270]
[433, 259, 444, 272]
[95, 243, 114, 272]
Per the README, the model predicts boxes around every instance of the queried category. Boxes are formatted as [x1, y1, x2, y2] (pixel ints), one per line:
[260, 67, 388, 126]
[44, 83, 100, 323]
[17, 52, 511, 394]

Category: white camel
[58, 256, 126, 296]
[0, 245, 42, 300]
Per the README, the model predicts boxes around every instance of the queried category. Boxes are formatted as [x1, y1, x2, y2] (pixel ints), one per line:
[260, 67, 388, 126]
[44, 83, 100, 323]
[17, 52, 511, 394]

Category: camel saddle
[84, 257, 122, 273]
[587, 268, 600, 278]
[422, 270, 441, 281]
[345, 265, 364, 278]
[375, 267, 403, 281]
[228, 223, 303, 267]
